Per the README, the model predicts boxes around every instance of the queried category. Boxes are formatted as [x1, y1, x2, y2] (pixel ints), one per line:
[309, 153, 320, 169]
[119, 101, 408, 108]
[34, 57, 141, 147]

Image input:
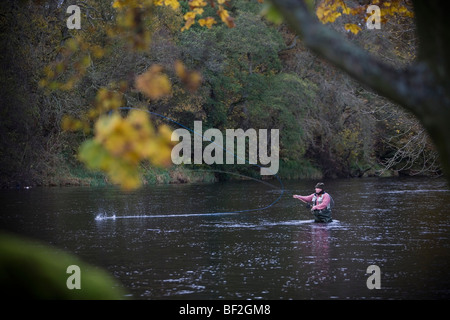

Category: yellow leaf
[95, 87, 123, 112]
[327, 11, 341, 23]
[112, 0, 123, 8]
[174, 60, 186, 79]
[188, 0, 207, 9]
[399, 6, 408, 13]
[217, 6, 235, 28]
[121, 172, 142, 191]
[193, 8, 204, 15]
[316, 2, 342, 23]
[198, 17, 217, 29]
[181, 18, 196, 31]
[316, 6, 325, 21]
[135, 65, 172, 100]
[341, 5, 351, 15]
[183, 11, 197, 21]
[128, 109, 155, 139]
[163, 0, 180, 10]
[94, 113, 121, 143]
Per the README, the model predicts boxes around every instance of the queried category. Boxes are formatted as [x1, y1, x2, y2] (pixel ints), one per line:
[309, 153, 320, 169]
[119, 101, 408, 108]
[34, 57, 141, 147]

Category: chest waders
[312, 193, 333, 223]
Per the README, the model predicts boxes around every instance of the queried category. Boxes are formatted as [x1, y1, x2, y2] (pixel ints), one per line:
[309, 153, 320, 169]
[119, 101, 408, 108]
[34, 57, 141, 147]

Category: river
[1, 176, 449, 299]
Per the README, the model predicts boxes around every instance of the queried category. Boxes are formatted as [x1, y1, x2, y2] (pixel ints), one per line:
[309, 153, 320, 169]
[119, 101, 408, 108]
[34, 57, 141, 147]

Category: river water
[1, 176, 449, 299]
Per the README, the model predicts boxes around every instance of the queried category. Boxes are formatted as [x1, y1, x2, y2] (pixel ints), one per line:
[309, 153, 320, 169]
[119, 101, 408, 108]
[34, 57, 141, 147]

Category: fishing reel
[305, 203, 312, 209]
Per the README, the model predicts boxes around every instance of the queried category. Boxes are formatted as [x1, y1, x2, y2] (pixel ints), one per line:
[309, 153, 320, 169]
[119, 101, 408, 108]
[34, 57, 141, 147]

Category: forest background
[0, 0, 441, 188]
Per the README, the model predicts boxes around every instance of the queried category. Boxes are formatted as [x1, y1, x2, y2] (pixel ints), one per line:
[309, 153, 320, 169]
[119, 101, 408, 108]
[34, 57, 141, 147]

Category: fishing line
[95, 107, 285, 220]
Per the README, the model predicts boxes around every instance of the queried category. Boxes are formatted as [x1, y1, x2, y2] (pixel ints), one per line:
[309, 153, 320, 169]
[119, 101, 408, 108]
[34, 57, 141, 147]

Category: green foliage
[0, 0, 429, 187]
[175, 3, 321, 178]
[245, 73, 317, 161]
[278, 159, 323, 180]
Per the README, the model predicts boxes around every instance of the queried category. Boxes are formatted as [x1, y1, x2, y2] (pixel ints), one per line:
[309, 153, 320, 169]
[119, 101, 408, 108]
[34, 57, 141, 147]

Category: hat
[315, 182, 325, 190]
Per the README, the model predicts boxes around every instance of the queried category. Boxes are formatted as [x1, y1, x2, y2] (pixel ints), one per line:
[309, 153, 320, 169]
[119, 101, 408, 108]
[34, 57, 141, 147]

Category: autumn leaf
[112, 0, 123, 8]
[188, 0, 207, 10]
[80, 109, 175, 191]
[183, 11, 198, 21]
[315, 0, 414, 26]
[181, 9, 201, 31]
[217, 5, 235, 28]
[316, 0, 341, 23]
[198, 17, 217, 28]
[193, 8, 204, 15]
[135, 65, 171, 100]
[159, 0, 180, 10]
[341, 4, 351, 14]
[95, 87, 124, 112]
[344, 23, 362, 35]
[181, 18, 196, 31]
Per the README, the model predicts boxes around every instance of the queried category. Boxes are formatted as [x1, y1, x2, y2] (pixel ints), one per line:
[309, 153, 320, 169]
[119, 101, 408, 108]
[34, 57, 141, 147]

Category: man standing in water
[293, 183, 333, 223]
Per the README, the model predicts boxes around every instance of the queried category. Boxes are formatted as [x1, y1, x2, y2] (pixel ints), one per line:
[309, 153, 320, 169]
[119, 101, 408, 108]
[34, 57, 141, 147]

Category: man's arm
[293, 194, 314, 203]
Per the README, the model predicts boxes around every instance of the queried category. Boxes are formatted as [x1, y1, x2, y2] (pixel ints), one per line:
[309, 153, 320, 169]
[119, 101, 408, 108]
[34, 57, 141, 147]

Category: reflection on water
[309, 224, 331, 286]
[0, 177, 449, 299]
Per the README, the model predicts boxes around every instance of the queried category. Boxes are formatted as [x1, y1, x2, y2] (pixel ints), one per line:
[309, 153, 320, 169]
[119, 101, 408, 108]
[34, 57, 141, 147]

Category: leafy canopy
[46, 0, 415, 189]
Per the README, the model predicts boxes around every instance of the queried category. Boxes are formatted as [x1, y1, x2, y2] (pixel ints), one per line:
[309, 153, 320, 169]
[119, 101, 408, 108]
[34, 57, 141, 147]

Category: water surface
[1, 177, 449, 299]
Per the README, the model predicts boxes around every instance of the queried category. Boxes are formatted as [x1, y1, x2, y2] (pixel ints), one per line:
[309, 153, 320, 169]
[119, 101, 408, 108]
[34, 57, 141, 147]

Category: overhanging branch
[269, 0, 433, 117]
[269, 0, 450, 177]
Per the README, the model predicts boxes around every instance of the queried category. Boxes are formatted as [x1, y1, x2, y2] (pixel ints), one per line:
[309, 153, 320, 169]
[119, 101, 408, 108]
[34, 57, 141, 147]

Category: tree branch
[269, 0, 440, 118]
[279, 35, 298, 53]
[269, 0, 450, 177]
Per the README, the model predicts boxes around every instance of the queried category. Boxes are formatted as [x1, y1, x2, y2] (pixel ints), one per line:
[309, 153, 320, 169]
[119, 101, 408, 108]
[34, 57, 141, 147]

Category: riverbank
[3, 159, 406, 189]
[2, 156, 323, 188]
[37, 164, 219, 188]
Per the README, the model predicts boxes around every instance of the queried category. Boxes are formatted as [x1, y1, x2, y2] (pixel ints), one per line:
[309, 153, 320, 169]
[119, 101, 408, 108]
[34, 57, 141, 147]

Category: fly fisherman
[293, 182, 333, 223]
